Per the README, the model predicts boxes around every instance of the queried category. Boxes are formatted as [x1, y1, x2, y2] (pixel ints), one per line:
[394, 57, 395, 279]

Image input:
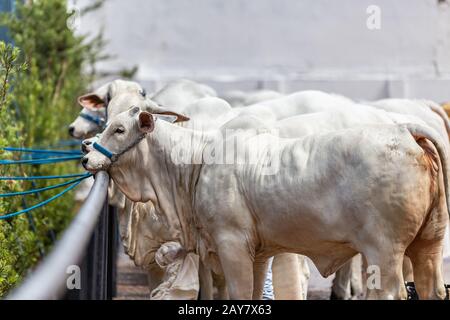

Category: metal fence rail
[8, 171, 113, 300]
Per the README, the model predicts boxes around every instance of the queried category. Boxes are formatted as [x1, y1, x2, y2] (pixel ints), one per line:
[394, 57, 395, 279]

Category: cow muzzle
[82, 139, 93, 154]
[81, 156, 90, 170]
[68, 126, 75, 137]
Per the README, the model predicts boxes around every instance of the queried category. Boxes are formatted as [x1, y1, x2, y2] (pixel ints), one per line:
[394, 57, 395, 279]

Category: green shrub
[0, 0, 105, 296]
[0, 42, 37, 295]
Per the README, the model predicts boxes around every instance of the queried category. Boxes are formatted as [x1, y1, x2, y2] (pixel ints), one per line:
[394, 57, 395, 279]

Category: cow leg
[402, 256, 414, 282]
[297, 254, 311, 299]
[199, 261, 214, 300]
[213, 273, 229, 299]
[252, 257, 269, 299]
[147, 265, 165, 293]
[350, 254, 363, 299]
[363, 249, 407, 300]
[216, 236, 254, 299]
[406, 168, 448, 300]
[272, 253, 307, 300]
[407, 241, 446, 300]
[330, 259, 352, 300]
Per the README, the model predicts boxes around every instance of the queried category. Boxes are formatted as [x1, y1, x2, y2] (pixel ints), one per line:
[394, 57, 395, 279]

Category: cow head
[68, 79, 146, 139]
[68, 108, 106, 139]
[81, 105, 189, 172]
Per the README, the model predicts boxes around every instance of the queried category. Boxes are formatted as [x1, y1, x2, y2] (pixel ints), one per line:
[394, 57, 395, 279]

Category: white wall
[74, 0, 450, 101]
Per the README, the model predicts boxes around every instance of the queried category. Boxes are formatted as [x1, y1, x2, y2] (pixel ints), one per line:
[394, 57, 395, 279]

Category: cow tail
[404, 123, 450, 218]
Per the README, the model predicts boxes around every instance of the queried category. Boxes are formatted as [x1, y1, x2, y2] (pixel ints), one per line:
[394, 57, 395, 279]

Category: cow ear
[78, 93, 105, 110]
[153, 111, 190, 123]
[129, 106, 141, 117]
[138, 111, 155, 133]
[142, 100, 190, 123]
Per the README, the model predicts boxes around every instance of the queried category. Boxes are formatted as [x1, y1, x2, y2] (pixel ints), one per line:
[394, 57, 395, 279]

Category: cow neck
[111, 121, 212, 253]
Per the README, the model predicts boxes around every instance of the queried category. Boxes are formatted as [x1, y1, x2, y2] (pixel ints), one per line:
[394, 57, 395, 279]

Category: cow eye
[115, 127, 125, 134]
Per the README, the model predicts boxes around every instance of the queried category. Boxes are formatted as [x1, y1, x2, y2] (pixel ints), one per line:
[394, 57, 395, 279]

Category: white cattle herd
[68, 79, 450, 300]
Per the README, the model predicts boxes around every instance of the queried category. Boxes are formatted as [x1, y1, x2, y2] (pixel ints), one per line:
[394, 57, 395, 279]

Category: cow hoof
[405, 282, 419, 300]
[405, 282, 450, 300]
[329, 291, 344, 300]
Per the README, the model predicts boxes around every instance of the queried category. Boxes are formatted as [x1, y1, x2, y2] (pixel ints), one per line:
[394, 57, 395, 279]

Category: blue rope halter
[79, 112, 106, 128]
[92, 133, 146, 163]
[93, 142, 114, 160]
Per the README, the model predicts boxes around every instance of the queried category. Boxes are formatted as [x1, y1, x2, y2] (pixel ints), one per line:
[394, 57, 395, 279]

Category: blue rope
[93, 142, 114, 159]
[55, 139, 82, 147]
[2, 147, 82, 161]
[34, 139, 81, 149]
[0, 175, 90, 197]
[0, 155, 82, 165]
[0, 179, 87, 220]
[20, 153, 77, 160]
[0, 173, 88, 181]
[3, 147, 82, 155]
[79, 113, 105, 127]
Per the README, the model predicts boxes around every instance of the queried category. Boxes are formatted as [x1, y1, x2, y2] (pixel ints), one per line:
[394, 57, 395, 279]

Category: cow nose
[68, 126, 75, 137]
[81, 140, 92, 154]
[81, 157, 89, 169]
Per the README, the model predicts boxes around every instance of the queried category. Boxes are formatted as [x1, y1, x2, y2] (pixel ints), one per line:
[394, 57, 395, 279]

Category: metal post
[9, 172, 110, 300]
[64, 193, 110, 300]
[65, 201, 118, 300]
[87, 200, 109, 299]
[107, 205, 118, 299]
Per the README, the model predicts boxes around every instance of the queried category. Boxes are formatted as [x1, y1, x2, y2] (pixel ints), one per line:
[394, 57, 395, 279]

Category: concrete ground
[114, 250, 450, 300]
[114, 250, 149, 300]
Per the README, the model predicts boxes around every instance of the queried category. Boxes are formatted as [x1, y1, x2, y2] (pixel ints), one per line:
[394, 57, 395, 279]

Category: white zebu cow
[231, 93, 450, 299]
[225, 103, 445, 299]
[82, 104, 449, 300]
[330, 98, 450, 299]
[71, 79, 220, 299]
